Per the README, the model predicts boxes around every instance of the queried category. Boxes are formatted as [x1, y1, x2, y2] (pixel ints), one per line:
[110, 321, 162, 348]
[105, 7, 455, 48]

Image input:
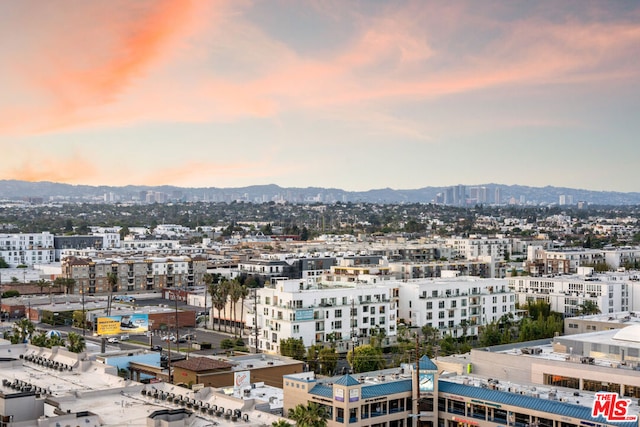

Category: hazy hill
[1, 180, 639, 205]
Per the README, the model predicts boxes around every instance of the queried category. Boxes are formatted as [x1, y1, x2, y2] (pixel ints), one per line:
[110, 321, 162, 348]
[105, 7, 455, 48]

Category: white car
[107, 337, 119, 343]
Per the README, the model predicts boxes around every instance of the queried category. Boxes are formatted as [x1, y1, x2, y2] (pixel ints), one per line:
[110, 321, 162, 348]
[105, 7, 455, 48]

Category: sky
[1, 0, 639, 192]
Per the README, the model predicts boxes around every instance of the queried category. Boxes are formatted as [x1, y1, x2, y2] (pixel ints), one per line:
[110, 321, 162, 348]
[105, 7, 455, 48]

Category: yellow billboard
[97, 317, 121, 336]
[96, 314, 149, 336]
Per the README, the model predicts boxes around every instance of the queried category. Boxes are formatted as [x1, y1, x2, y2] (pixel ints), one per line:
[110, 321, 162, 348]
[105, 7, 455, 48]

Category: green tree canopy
[288, 402, 329, 427]
[347, 344, 385, 373]
[67, 332, 86, 353]
[280, 337, 306, 360]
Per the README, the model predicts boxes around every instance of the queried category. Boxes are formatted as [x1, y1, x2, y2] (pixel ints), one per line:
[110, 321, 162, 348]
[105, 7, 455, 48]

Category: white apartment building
[526, 247, 606, 275]
[444, 236, 512, 260]
[509, 267, 640, 316]
[0, 232, 55, 267]
[93, 232, 120, 248]
[388, 258, 504, 279]
[247, 278, 398, 354]
[604, 246, 640, 269]
[397, 275, 516, 338]
[121, 239, 181, 250]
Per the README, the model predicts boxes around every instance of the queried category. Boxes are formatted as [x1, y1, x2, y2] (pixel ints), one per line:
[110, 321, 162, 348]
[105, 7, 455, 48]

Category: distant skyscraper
[559, 195, 573, 206]
[478, 187, 488, 204]
[494, 187, 502, 204]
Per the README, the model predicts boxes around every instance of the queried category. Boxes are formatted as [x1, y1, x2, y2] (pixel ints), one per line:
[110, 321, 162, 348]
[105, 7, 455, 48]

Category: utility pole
[174, 286, 180, 354]
[81, 282, 86, 336]
[414, 335, 420, 427]
[253, 289, 260, 354]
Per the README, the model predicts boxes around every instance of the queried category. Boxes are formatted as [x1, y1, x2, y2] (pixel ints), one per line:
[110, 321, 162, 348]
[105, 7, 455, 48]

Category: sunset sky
[1, 1, 639, 192]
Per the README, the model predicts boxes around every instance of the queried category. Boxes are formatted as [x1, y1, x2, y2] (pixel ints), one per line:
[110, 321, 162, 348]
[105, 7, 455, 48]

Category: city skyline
[1, 1, 639, 192]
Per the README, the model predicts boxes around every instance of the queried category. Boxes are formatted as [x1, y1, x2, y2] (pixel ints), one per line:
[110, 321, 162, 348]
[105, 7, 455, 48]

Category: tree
[228, 279, 243, 336]
[219, 279, 231, 332]
[54, 277, 76, 295]
[280, 338, 306, 360]
[37, 278, 50, 294]
[238, 283, 249, 335]
[106, 272, 118, 316]
[11, 319, 35, 344]
[211, 281, 227, 332]
[578, 300, 601, 316]
[119, 225, 130, 240]
[272, 420, 293, 427]
[318, 347, 339, 376]
[0, 257, 8, 268]
[347, 344, 385, 373]
[478, 321, 503, 347]
[288, 402, 329, 427]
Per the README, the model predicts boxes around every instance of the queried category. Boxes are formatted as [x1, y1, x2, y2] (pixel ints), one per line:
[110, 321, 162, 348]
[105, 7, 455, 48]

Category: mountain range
[1, 180, 639, 205]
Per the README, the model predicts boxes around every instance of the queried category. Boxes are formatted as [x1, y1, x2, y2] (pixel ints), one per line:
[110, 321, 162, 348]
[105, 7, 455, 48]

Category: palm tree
[238, 283, 249, 336]
[228, 280, 243, 336]
[12, 318, 35, 344]
[211, 284, 226, 332]
[272, 420, 293, 427]
[106, 272, 118, 316]
[219, 279, 231, 332]
[288, 402, 329, 427]
[37, 278, 50, 295]
[67, 332, 86, 353]
[54, 277, 75, 295]
[578, 300, 601, 316]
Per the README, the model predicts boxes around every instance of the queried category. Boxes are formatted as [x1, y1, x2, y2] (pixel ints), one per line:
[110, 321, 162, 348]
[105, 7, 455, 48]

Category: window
[335, 309, 342, 318]
[439, 301, 445, 308]
[293, 325, 300, 333]
[426, 301, 432, 309]
[426, 313, 432, 320]
[439, 311, 445, 319]
[334, 320, 342, 329]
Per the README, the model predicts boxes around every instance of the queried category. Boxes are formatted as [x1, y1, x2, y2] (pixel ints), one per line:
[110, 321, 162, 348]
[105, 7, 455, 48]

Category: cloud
[2, 0, 639, 139]
[0, 0, 203, 134]
[2, 151, 100, 183]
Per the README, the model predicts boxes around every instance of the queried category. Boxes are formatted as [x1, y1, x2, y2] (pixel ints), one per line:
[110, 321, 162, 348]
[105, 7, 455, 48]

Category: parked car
[150, 345, 163, 352]
[107, 337, 119, 343]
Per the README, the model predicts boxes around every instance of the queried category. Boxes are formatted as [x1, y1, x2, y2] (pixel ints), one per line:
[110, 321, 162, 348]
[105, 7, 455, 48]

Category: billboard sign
[234, 371, 250, 390]
[97, 314, 149, 335]
[296, 309, 314, 321]
[419, 372, 434, 393]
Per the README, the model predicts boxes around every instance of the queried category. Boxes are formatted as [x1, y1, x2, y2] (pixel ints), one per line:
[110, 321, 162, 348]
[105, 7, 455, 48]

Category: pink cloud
[0, 0, 205, 134]
[2, 1, 639, 138]
[2, 151, 101, 183]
